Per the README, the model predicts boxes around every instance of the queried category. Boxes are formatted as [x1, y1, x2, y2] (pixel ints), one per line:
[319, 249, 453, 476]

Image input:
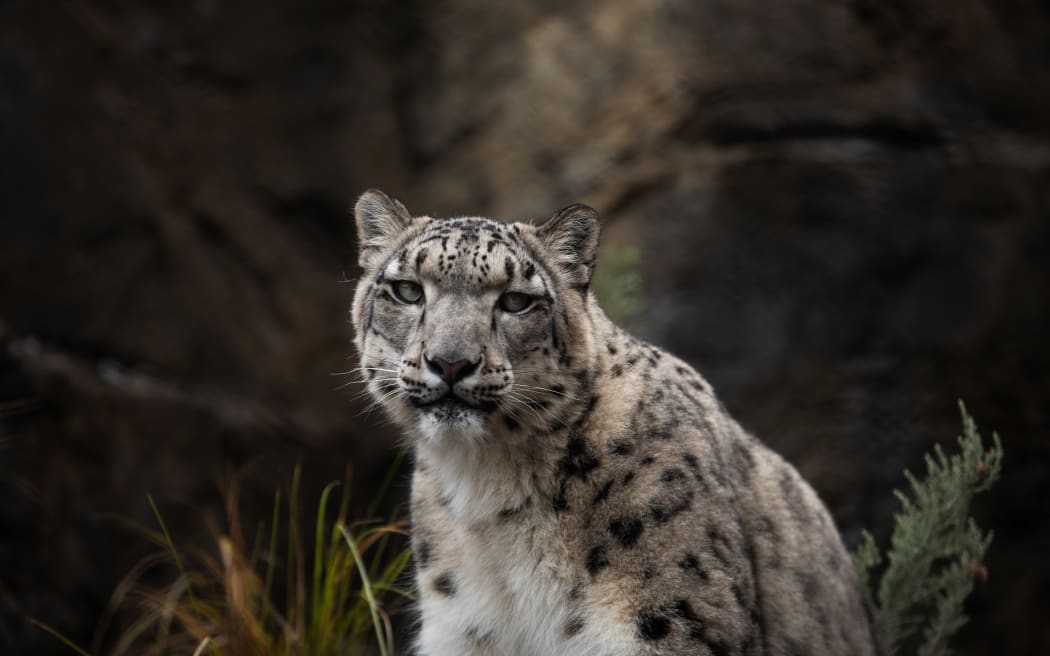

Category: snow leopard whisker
[358, 385, 407, 418]
[512, 383, 580, 401]
[502, 392, 556, 427]
[502, 400, 545, 428]
[502, 403, 537, 432]
[340, 376, 401, 394]
[331, 366, 399, 376]
[507, 394, 575, 419]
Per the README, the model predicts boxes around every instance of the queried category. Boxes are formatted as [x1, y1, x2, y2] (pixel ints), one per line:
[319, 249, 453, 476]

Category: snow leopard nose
[424, 354, 480, 385]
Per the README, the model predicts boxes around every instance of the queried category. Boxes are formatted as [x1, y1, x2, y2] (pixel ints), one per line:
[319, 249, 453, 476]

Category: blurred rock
[1, 0, 1048, 653]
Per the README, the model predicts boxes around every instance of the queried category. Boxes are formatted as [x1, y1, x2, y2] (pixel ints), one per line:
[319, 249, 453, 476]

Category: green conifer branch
[854, 401, 1003, 656]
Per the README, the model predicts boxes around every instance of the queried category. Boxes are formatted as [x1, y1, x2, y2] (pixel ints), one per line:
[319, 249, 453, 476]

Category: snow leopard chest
[413, 508, 636, 656]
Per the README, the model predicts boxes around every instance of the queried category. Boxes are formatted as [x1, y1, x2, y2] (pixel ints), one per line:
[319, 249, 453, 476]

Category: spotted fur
[351, 190, 876, 656]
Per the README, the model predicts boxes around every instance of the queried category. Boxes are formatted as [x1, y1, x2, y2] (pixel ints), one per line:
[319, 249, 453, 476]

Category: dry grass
[34, 462, 412, 656]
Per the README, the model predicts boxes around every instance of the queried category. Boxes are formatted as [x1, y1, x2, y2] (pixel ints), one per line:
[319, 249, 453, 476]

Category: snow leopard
[350, 189, 876, 656]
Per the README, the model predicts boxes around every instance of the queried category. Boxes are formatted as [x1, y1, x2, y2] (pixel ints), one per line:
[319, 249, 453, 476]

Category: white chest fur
[412, 436, 637, 656]
[413, 510, 636, 656]
[416, 515, 568, 655]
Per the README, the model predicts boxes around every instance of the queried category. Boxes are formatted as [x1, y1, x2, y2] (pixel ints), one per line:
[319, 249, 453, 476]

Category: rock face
[2, 1, 1048, 653]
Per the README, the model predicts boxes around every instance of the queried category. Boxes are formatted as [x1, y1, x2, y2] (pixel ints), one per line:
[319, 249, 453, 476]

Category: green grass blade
[336, 463, 353, 525]
[28, 619, 93, 656]
[310, 481, 341, 646]
[339, 524, 388, 656]
[260, 488, 281, 635]
[147, 495, 198, 610]
[248, 519, 265, 569]
[365, 448, 405, 519]
[367, 518, 397, 582]
[286, 465, 303, 632]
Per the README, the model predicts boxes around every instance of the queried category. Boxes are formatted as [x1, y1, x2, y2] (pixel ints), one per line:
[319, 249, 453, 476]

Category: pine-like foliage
[853, 401, 1003, 656]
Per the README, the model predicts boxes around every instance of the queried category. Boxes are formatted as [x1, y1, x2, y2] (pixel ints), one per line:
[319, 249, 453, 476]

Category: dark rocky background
[2, 1, 1048, 653]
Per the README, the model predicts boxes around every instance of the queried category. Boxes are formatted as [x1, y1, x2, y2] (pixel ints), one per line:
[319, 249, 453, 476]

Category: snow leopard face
[351, 190, 599, 444]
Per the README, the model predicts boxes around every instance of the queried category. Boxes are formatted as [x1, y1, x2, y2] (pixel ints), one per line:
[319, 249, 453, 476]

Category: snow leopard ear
[354, 189, 414, 269]
[537, 203, 601, 289]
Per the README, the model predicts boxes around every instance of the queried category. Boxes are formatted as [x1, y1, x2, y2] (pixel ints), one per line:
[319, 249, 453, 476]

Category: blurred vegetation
[854, 402, 1003, 656]
[33, 464, 411, 656]
[593, 243, 644, 331]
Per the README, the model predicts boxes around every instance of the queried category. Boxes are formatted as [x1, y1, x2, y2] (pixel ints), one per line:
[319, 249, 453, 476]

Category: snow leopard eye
[498, 292, 533, 313]
[392, 280, 424, 304]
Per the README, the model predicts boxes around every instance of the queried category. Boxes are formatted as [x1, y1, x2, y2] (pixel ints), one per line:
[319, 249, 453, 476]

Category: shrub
[853, 402, 1003, 656]
[593, 243, 644, 329]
